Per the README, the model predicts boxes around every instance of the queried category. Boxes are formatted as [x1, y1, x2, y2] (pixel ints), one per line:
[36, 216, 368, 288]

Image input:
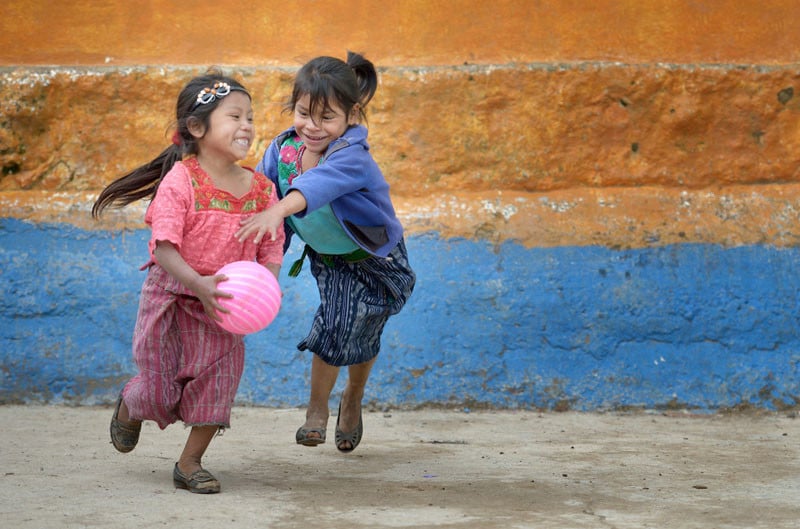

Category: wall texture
[2, 1, 800, 410]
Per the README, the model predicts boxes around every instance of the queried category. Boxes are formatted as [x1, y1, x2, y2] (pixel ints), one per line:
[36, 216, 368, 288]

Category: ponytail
[91, 144, 182, 218]
[346, 51, 378, 108]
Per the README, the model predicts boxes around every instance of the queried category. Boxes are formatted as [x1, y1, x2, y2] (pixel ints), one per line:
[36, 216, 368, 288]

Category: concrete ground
[1, 405, 798, 529]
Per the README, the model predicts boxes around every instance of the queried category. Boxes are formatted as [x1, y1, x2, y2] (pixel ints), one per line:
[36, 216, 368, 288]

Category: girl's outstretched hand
[236, 208, 283, 245]
[237, 190, 306, 244]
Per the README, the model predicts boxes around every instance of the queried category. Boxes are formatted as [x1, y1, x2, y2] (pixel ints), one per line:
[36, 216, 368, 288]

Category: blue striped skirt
[298, 239, 415, 366]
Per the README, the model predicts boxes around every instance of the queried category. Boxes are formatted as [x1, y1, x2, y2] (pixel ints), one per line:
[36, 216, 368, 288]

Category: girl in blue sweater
[237, 52, 415, 452]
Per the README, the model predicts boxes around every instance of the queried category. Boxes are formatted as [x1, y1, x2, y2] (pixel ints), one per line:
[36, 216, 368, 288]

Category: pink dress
[123, 158, 284, 429]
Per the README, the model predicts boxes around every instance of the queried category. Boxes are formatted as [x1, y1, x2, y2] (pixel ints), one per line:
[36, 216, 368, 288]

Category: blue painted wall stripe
[2, 218, 798, 410]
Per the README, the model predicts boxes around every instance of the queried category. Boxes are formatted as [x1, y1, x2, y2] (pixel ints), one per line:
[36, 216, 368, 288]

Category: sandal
[295, 426, 326, 446]
[335, 401, 363, 453]
[110, 392, 141, 453]
[173, 463, 221, 494]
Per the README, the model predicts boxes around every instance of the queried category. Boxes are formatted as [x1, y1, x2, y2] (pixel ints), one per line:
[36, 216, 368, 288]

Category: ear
[186, 116, 206, 139]
[348, 104, 361, 125]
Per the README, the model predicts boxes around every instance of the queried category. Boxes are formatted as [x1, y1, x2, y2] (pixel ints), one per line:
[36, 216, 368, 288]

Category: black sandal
[110, 393, 141, 453]
[335, 401, 363, 453]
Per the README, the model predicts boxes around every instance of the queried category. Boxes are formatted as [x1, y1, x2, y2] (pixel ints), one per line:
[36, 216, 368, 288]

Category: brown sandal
[173, 463, 221, 494]
[296, 426, 326, 446]
[109, 393, 141, 453]
[335, 401, 363, 453]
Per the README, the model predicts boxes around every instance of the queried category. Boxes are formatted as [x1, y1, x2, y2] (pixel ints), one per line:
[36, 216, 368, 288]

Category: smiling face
[293, 93, 357, 156]
[193, 91, 254, 163]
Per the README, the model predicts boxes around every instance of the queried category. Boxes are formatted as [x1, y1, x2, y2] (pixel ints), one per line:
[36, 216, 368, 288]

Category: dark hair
[285, 51, 378, 124]
[92, 70, 250, 218]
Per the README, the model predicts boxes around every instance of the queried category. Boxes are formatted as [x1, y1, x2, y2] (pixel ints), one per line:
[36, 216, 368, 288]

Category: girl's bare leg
[116, 398, 137, 425]
[299, 354, 340, 441]
[177, 425, 218, 475]
[337, 356, 377, 450]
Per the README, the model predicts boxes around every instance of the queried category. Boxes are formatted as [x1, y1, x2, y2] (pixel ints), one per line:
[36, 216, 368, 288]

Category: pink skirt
[122, 265, 245, 429]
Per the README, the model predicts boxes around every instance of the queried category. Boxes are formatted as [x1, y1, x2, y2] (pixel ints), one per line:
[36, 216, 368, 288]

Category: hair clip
[191, 82, 233, 110]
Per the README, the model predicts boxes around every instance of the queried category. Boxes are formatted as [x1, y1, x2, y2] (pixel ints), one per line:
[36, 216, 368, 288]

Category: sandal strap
[173, 463, 220, 493]
[188, 469, 217, 484]
[112, 419, 141, 435]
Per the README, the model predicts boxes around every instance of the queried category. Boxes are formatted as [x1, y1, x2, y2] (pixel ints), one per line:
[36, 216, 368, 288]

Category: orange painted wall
[3, 0, 800, 66]
[3, 1, 800, 248]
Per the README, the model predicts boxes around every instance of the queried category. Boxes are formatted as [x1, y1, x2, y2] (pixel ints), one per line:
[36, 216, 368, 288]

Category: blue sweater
[256, 125, 404, 258]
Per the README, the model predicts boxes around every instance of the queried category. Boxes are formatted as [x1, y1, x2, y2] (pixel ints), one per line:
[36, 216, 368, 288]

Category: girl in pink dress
[92, 71, 284, 494]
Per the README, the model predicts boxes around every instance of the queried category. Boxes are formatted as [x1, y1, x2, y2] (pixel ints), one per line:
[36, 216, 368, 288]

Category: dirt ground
[1, 405, 799, 529]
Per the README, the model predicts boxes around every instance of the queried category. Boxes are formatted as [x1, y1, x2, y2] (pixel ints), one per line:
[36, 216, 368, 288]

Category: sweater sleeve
[288, 144, 374, 216]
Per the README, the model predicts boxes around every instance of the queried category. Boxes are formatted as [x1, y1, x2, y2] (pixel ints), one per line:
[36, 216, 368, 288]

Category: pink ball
[215, 261, 281, 335]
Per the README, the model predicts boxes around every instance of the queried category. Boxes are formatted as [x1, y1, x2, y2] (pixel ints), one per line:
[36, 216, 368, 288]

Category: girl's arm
[289, 147, 373, 213]
[236, 190, 307, 245]
[152, 240, 232, 321]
